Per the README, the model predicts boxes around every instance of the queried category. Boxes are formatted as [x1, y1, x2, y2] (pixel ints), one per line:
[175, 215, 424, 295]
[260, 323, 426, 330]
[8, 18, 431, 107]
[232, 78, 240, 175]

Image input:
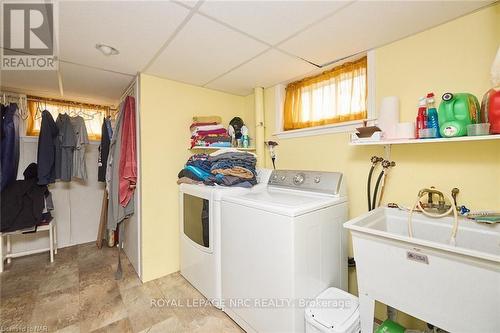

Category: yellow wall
[139, 74, 254, 282]
[138, 3, 499, 325]
[263, 4, 500, 329]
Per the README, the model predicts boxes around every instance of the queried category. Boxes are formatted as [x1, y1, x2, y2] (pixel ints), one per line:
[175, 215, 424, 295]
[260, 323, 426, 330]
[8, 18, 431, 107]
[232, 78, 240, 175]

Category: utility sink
[344, 207, 500, 333]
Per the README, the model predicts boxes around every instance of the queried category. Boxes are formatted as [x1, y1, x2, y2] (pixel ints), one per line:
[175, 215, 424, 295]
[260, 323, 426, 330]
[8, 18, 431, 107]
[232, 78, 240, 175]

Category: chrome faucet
[418, 187, 460, 213]
[418, 187, 447, 212]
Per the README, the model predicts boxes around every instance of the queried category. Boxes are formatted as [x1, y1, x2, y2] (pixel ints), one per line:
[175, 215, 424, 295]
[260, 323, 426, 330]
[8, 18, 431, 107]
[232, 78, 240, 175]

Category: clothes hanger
[78, 106, 95, 120]
[80, 108, 97, 120]
[34, 101, 43, 119]
[69, 105, 78, 116]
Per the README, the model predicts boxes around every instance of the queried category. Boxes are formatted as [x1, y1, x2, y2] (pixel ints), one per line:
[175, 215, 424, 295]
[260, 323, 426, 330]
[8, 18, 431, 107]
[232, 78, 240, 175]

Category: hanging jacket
[1, 103, 20, 190]
[98, 118, 111, 182]
[1, 163, 48, 232]
[37, 110, 58, 185]
[118, 96, 137, 207]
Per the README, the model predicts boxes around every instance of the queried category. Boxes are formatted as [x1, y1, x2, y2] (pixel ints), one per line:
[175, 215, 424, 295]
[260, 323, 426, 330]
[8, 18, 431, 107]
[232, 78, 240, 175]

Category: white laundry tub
[344, 207, 500, 333]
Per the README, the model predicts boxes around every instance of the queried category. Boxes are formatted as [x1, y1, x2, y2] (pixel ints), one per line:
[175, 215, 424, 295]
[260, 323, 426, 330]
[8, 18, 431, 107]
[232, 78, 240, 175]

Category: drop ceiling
[0, 0, 493, 105]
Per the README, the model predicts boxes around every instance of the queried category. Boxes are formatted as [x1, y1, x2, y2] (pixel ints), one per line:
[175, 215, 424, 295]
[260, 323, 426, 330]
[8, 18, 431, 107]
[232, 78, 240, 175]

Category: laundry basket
[305, 288, 360, 333]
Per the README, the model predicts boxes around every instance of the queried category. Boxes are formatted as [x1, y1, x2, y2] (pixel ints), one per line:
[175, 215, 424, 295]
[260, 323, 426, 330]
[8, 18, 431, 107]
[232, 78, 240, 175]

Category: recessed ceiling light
[95, 43, 119, 56]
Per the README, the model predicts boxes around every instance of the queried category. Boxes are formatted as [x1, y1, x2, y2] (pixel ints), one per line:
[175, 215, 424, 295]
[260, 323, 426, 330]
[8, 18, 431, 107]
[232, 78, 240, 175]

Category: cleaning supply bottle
[375, 319, 405, 333]
[482, 88, 500, 133]
[415, 97, 427, 138]
[426, 92, 440, 138]
[481, 46, 500, 133]
[438, 92, 480, 137]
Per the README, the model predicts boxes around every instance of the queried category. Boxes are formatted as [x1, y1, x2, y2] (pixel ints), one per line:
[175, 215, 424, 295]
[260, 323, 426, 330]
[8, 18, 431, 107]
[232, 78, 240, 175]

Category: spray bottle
[426, 92, 440, 138]
[415, 97, 427, 138]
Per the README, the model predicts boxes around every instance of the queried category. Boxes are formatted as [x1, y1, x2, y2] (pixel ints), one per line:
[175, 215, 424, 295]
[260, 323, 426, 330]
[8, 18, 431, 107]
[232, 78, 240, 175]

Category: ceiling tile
[59, 62, 133, 105]
[279, 1, 492, 66]
[199, 1, 350, 45]
[1, 70, 60, 97]
[59, 1, 190, 75]
[205, 49, 317, 95]
[175, 0, 199, 8]
[146, 13, 268, 86]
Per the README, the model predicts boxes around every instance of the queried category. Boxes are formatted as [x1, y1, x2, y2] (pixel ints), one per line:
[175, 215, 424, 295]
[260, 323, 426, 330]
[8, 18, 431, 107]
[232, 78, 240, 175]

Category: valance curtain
[283, 56, 367, 131]
[27, 99, 107, 140]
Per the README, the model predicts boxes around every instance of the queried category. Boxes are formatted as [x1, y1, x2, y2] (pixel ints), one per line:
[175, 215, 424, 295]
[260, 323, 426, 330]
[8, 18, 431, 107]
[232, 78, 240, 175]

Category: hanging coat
[98, 118, 111, 182]
[37, 110, 58, 185]
[1, 103, 20, 190]
[1, 163, 48, 232]
[106, 102, 134, 231]
[118, 96, 137, 207]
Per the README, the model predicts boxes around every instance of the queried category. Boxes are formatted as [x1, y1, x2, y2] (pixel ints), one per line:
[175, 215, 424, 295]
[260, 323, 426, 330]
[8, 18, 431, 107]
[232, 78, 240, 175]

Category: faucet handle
[451, 188, 460, 209]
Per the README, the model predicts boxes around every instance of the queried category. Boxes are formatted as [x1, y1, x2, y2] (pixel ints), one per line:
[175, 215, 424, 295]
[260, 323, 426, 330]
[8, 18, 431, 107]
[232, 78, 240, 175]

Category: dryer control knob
[280, 176, 286, 181]
[314, 176, 321, 183]
[293, 174, 305, 185]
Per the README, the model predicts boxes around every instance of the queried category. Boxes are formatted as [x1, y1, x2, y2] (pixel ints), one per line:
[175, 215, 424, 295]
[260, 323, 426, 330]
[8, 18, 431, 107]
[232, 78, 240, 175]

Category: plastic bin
[466, 123, 490, 136]
[305, 288, 360, 333]
[418, 128, 438, 139]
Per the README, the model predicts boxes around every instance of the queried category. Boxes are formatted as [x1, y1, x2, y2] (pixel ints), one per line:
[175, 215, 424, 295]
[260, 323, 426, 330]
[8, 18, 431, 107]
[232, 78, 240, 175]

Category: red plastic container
[481, 88, 500, 134]
[416, 107, 426, 138]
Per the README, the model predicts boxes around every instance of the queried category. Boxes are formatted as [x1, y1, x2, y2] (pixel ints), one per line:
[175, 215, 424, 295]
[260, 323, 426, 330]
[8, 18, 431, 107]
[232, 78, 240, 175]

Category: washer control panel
[268, 170, 343, 195]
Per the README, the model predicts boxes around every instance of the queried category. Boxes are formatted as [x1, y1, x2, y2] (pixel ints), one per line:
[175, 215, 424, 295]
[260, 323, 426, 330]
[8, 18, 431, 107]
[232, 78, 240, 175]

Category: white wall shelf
[350, 134, 500, 146]
[350, 134, 500, 159]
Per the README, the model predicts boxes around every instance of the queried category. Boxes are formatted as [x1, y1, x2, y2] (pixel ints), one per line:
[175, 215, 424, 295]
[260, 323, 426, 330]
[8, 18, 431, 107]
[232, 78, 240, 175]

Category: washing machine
[179, 169, 271, 308]
[221, 170, 348, 332]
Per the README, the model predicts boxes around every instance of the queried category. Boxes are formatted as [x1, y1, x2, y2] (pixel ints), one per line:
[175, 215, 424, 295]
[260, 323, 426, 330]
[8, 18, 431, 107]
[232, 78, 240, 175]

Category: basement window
[274, 52, 375, 139]
[26, 97, 109, 140]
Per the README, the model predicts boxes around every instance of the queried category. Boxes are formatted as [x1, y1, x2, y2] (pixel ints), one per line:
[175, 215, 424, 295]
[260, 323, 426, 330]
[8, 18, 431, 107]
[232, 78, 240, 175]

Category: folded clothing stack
[190, 116, 231, 148]
[177, 151, 257, 188]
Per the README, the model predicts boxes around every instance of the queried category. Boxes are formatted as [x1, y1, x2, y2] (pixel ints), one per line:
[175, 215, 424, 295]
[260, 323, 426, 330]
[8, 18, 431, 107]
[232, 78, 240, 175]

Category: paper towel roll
[396, 122, 416, 139]
[377, 96, 400, 139]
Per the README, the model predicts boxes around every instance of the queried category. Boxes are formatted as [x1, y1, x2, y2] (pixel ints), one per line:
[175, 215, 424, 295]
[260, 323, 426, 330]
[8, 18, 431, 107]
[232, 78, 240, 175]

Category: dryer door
[183, 193, 210, 248]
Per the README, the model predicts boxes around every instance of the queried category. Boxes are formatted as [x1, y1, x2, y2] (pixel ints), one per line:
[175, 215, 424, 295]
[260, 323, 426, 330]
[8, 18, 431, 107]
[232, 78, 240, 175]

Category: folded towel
[196, 128, 228, 136]
[177, 177, 202, 185]
[191, 124, 225, 136]
[212, 166, 254, 179]
[189, 122, 218, 131]
[193, 116, 222, 124]
[203, 136, 231, 143]
[209, 142, 232, 148]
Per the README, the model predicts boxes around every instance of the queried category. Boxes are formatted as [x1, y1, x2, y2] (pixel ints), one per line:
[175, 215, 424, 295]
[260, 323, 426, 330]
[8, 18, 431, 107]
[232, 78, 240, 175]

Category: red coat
[118, 96, 137, 207]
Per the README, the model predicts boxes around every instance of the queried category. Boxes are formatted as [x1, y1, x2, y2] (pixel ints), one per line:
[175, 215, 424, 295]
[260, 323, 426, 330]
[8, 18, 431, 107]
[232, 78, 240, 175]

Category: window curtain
[26, 99, 107, 140]
[283, 56, 367, 130]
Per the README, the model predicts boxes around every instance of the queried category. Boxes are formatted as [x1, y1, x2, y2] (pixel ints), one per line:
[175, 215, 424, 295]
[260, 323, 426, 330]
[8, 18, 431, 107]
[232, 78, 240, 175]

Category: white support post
[383, 144, 392, 160]
[53, 222, 58, 254]
[254, 87, 265, 168]
[6, 235, 11, 264]
[359, 293, 375, 333]
[49, 225, 54, 263]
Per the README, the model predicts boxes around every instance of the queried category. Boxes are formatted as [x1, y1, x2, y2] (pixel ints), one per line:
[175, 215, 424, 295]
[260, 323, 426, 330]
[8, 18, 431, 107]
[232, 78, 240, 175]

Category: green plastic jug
[438, 92, 480, 137]
[375, 319, 405, 333]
